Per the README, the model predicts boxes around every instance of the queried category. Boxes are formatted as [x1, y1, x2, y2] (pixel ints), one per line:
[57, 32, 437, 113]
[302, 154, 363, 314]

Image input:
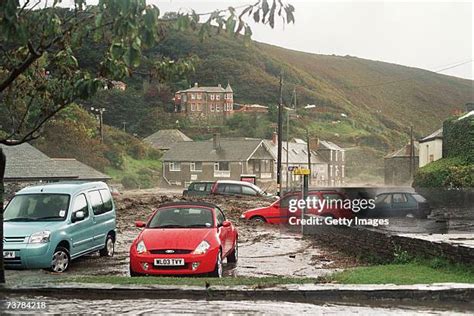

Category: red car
[129, 202, 238, 278]
[241, 190, 355, 224]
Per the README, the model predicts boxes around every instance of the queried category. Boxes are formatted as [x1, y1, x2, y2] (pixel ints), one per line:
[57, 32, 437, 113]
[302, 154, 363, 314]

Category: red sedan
[241, 190, 355, 224]
[129, 202, 238, 278]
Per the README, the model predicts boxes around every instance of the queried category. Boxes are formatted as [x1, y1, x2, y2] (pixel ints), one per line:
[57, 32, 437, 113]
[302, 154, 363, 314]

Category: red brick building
[174, 83, 234, 119]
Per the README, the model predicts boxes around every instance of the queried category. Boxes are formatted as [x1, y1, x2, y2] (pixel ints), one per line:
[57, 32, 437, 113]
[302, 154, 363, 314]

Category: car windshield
[4, 194, 70, 222]
[148, 207, 214, 228]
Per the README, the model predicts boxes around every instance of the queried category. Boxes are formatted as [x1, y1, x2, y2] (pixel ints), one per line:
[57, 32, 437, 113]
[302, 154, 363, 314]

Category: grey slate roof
[144, 129, 192, 150]
[52, 159, 111, 181]
[1, 143, 76, 180]
[178, 86, 226, 93]
[162, 138, 269, 162]
[263, 140, 326, 165]
[319, 140, 345, 151]
[385, 142, 419, 159]
[419, 128, 443, 143]
[1, 143, 109, 181]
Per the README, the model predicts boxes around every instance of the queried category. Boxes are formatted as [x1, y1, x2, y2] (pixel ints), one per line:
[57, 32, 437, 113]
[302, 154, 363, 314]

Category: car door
[68, 193, 95, 256]
[391, 193, 410, 216]
[374, 194, 392, 217]
[215, 208, 229, 255]
[87, 190, 106, 248]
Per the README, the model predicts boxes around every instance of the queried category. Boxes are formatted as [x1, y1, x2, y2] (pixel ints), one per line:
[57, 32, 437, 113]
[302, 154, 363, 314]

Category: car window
[216, 183, 226, 193]
[412, 194, 427, 203]
[149, 207, 214, 228]
[375, 194, 391, 205]
[393, 193, 407, 203]
[224, 184, 241, 194]
[216, 208, 225, 226]
[99, 189, 113, 213]
[206, 183, 213, 191]
[4, 194, 70, 221]
[73, 194, 89, 218]
[280, 194, 297, 208]
[88, 190, 104, 215]
[193, 183, 207, 192]
[322, 193, 343, 201]
[241, 186, 257, 196]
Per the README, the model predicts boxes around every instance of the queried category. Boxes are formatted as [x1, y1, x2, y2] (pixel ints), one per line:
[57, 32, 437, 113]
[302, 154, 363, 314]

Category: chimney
[272, 132, 278, 145]
[194, 82, 198, 87]
[218, 83, 222, 88]
[309, 138, 320, 150]
[213, 133, 221, 150]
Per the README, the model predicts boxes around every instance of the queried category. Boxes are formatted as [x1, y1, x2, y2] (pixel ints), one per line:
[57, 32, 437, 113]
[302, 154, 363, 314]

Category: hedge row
[413, 157, 473, 188]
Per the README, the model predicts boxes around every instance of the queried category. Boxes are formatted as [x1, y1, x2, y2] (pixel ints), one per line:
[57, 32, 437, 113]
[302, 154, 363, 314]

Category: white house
[419, 128, 443, 167]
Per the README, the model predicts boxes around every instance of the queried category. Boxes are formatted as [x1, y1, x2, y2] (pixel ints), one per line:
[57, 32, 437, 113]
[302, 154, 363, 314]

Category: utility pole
[277, 71, 284, 196]
[122, 121, 127, 132]
[306, 128, 311, 185]
[91, 107, 106, 143]
[409, 125, 414, 180]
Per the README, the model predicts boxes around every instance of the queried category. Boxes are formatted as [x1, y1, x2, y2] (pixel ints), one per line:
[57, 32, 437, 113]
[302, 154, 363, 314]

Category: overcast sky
[152, 0, 473, 80]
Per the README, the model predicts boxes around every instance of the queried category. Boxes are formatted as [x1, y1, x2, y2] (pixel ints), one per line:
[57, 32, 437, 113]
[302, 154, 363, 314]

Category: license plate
[154, 258, 185, 266]
[3, 251, 15, 259]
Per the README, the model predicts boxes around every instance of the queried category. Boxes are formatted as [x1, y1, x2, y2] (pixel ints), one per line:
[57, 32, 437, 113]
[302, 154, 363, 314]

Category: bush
[105, 149, 124, 169]
[121, 175, 140, 189]
[413, 157, 472, 188]
[147, 147, 163, 160]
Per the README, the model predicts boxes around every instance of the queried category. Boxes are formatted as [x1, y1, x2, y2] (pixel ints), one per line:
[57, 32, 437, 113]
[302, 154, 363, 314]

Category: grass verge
[65, 276, 318, 287]
[330, 260, 474, 285]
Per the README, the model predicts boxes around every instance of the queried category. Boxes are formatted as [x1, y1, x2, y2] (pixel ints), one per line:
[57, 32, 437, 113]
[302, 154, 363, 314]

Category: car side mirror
[135, 221, 146, 228]
[72, 210, 85, 223]
[222, 220, 231, 228]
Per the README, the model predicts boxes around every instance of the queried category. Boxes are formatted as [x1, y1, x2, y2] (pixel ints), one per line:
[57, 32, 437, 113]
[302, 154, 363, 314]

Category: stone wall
[303, 223, 474, 264]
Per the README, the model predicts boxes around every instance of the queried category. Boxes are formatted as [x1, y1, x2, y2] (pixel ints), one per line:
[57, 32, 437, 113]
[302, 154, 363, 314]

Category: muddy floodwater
[1, 296, 472, 315]
[6, 194, 360, 285]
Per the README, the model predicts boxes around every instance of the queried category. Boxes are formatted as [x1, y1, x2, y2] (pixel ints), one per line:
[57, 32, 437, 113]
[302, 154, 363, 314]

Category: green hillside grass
[78, 29, 472, 181]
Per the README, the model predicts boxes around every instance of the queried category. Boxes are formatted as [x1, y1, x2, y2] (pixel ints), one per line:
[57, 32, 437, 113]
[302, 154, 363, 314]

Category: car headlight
[136, 240, 147, 254]
[240, 214, 246, 219]
[29, 231, 51, 244]
[192, 240, 210, 255]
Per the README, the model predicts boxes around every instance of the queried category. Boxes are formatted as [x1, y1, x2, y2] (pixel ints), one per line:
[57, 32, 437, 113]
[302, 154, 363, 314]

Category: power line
[345, 59, 473, 90]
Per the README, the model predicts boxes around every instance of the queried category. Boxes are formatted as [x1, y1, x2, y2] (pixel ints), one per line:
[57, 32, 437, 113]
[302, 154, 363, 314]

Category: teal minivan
[4, 182, 116, 272]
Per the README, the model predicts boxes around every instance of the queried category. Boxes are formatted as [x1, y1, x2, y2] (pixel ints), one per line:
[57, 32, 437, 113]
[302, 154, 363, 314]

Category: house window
[190, 162, 202, 172]
[169, 162, 181, 171]
[216, 94, 220, 100]
[429, 154, 434, 162]
[191, 93, 196, 100]
[216, 104, 221, 112]
[191, 104, 196, 111]
[335, 151, 338, 162]
[341, 151, 345, 162]
[210, 94, 215, 100]
[197, 104, 202, 111]
[210, 104, 215, 112]
[214, 162, 230, 171]
[182, 95, 187, 102]
[197, 93, 202, 100]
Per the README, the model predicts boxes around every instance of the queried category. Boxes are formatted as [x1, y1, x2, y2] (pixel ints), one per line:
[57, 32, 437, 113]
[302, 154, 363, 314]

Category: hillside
[79, 29, 472, 182]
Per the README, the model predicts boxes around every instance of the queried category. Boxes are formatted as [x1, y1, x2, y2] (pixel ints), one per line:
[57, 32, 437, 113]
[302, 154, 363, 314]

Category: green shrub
[413, 157, 472, 188]
[393, 245, 412, 264]
[147, 147, 163, 160]
[104, 149, 124, 169]
[121, 175, 140, 189]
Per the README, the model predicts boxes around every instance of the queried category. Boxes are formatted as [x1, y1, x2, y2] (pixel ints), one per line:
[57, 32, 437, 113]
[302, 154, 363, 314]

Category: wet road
[1, 296, 472, 315]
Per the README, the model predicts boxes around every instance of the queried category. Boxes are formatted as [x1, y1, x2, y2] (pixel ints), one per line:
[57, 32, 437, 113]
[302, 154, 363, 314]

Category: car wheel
[210, 250, 223, 278]
[227, 239, 238, 264]
[251, 216, 266, 223]
[49, 246, 70, 273]
[99, 234, 115, 257]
